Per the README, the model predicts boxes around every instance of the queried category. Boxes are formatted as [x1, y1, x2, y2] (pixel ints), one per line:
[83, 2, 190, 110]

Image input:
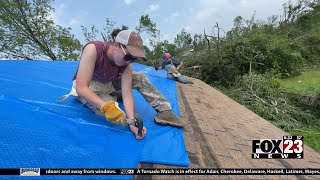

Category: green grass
[278, 70, 320, 152]
[289, 128, 320, 153]
[279, 70, 320, 94]
[219, 71, 320, 153]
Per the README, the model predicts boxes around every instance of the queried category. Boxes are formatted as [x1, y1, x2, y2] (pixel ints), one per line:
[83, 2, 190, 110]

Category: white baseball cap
[115, 30, 147, 61]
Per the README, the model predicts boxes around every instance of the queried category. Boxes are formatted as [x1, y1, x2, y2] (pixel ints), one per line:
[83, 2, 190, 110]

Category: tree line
[0, 0, 319, 81]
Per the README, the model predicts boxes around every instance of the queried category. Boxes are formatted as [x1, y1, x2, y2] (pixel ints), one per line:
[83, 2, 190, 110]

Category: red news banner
[0, 168, 319, 176]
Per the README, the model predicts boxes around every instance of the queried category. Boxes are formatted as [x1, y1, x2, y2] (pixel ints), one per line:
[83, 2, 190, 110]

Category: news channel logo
[20, 168, 40, 176]
[252, 136, 304, 159]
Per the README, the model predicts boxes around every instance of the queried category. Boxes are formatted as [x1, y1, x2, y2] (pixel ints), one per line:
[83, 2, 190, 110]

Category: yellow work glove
[100, 101, 127, 126]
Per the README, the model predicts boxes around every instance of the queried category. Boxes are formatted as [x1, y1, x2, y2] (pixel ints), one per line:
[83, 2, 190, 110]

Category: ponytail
[111, 28, 121, 41]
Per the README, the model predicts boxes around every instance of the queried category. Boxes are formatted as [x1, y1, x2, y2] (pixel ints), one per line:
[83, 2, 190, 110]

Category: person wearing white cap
[58, 29, 186, 140]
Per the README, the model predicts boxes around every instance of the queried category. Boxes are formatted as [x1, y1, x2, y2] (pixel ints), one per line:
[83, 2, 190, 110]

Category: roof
[135, 78, 320, 180]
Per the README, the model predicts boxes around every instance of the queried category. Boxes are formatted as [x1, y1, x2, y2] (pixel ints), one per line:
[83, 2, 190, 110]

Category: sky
[51, 0, 295, 47]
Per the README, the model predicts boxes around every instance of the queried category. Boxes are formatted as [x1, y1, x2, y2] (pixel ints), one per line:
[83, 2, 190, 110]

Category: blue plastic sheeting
[0, 61, 189, 179]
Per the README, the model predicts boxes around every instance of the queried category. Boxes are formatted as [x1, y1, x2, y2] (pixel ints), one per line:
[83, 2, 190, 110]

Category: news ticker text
[0, 168, 319, 176]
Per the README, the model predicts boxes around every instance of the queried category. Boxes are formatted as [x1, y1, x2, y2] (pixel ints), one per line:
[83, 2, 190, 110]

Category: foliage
[0, 0, 81, 60]
[135, 14, 158, 37]
[80, 14, 161, 60]
[298, 86, 320, 110]
[279, 70, 320, 94]
[287, 3, 320, 65]
[135, 14, 160, 48]
[289, 128, 320, 153]
[182, 0, 320, 85]
[283, 83, 320, 111]
[145, 40, 177, 62]
[81, 18, 129, 42]
[223, 74, 320, 131]
[174, 28, 193, 54]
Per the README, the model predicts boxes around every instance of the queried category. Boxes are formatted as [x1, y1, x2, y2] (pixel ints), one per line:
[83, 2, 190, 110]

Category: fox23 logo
[252, 136, 304, 159]
[121, 169, 134, 174]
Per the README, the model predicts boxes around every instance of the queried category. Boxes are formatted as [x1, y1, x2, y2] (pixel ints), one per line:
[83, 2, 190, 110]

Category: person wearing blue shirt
[155, 52, 193, 84]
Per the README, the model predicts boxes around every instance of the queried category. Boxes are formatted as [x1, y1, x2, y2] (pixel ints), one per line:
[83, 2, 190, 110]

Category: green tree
[81, 24, 99, 42]
[81, 18, 128, 42]
[148, 40, 177, 60]
[135, 14, 157, 34]
[0, 0, 81, 60]
[174, 28, 193, 51]
[135, 14, 160, 47]
[288, 2, 320, 65]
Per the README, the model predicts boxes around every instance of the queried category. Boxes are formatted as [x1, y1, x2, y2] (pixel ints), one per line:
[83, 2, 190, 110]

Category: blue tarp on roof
[0, 61, 189, 179]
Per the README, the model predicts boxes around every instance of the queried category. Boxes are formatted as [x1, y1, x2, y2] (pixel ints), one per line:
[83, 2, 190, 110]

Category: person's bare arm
[120, 63, 135, 120]
[176, 61, 183, 72]
[75, 44, 106, 108]
[121, 64, 147, 139]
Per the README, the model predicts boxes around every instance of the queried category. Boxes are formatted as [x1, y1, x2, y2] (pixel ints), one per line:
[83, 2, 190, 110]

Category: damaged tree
[0, 0, 81, 60]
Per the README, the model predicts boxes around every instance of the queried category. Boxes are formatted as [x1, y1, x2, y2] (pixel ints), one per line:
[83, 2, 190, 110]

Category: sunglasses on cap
[120, 44, 138, 62]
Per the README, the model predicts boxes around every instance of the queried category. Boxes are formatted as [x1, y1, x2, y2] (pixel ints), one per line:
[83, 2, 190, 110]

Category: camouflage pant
[76, 72, 172, 114]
